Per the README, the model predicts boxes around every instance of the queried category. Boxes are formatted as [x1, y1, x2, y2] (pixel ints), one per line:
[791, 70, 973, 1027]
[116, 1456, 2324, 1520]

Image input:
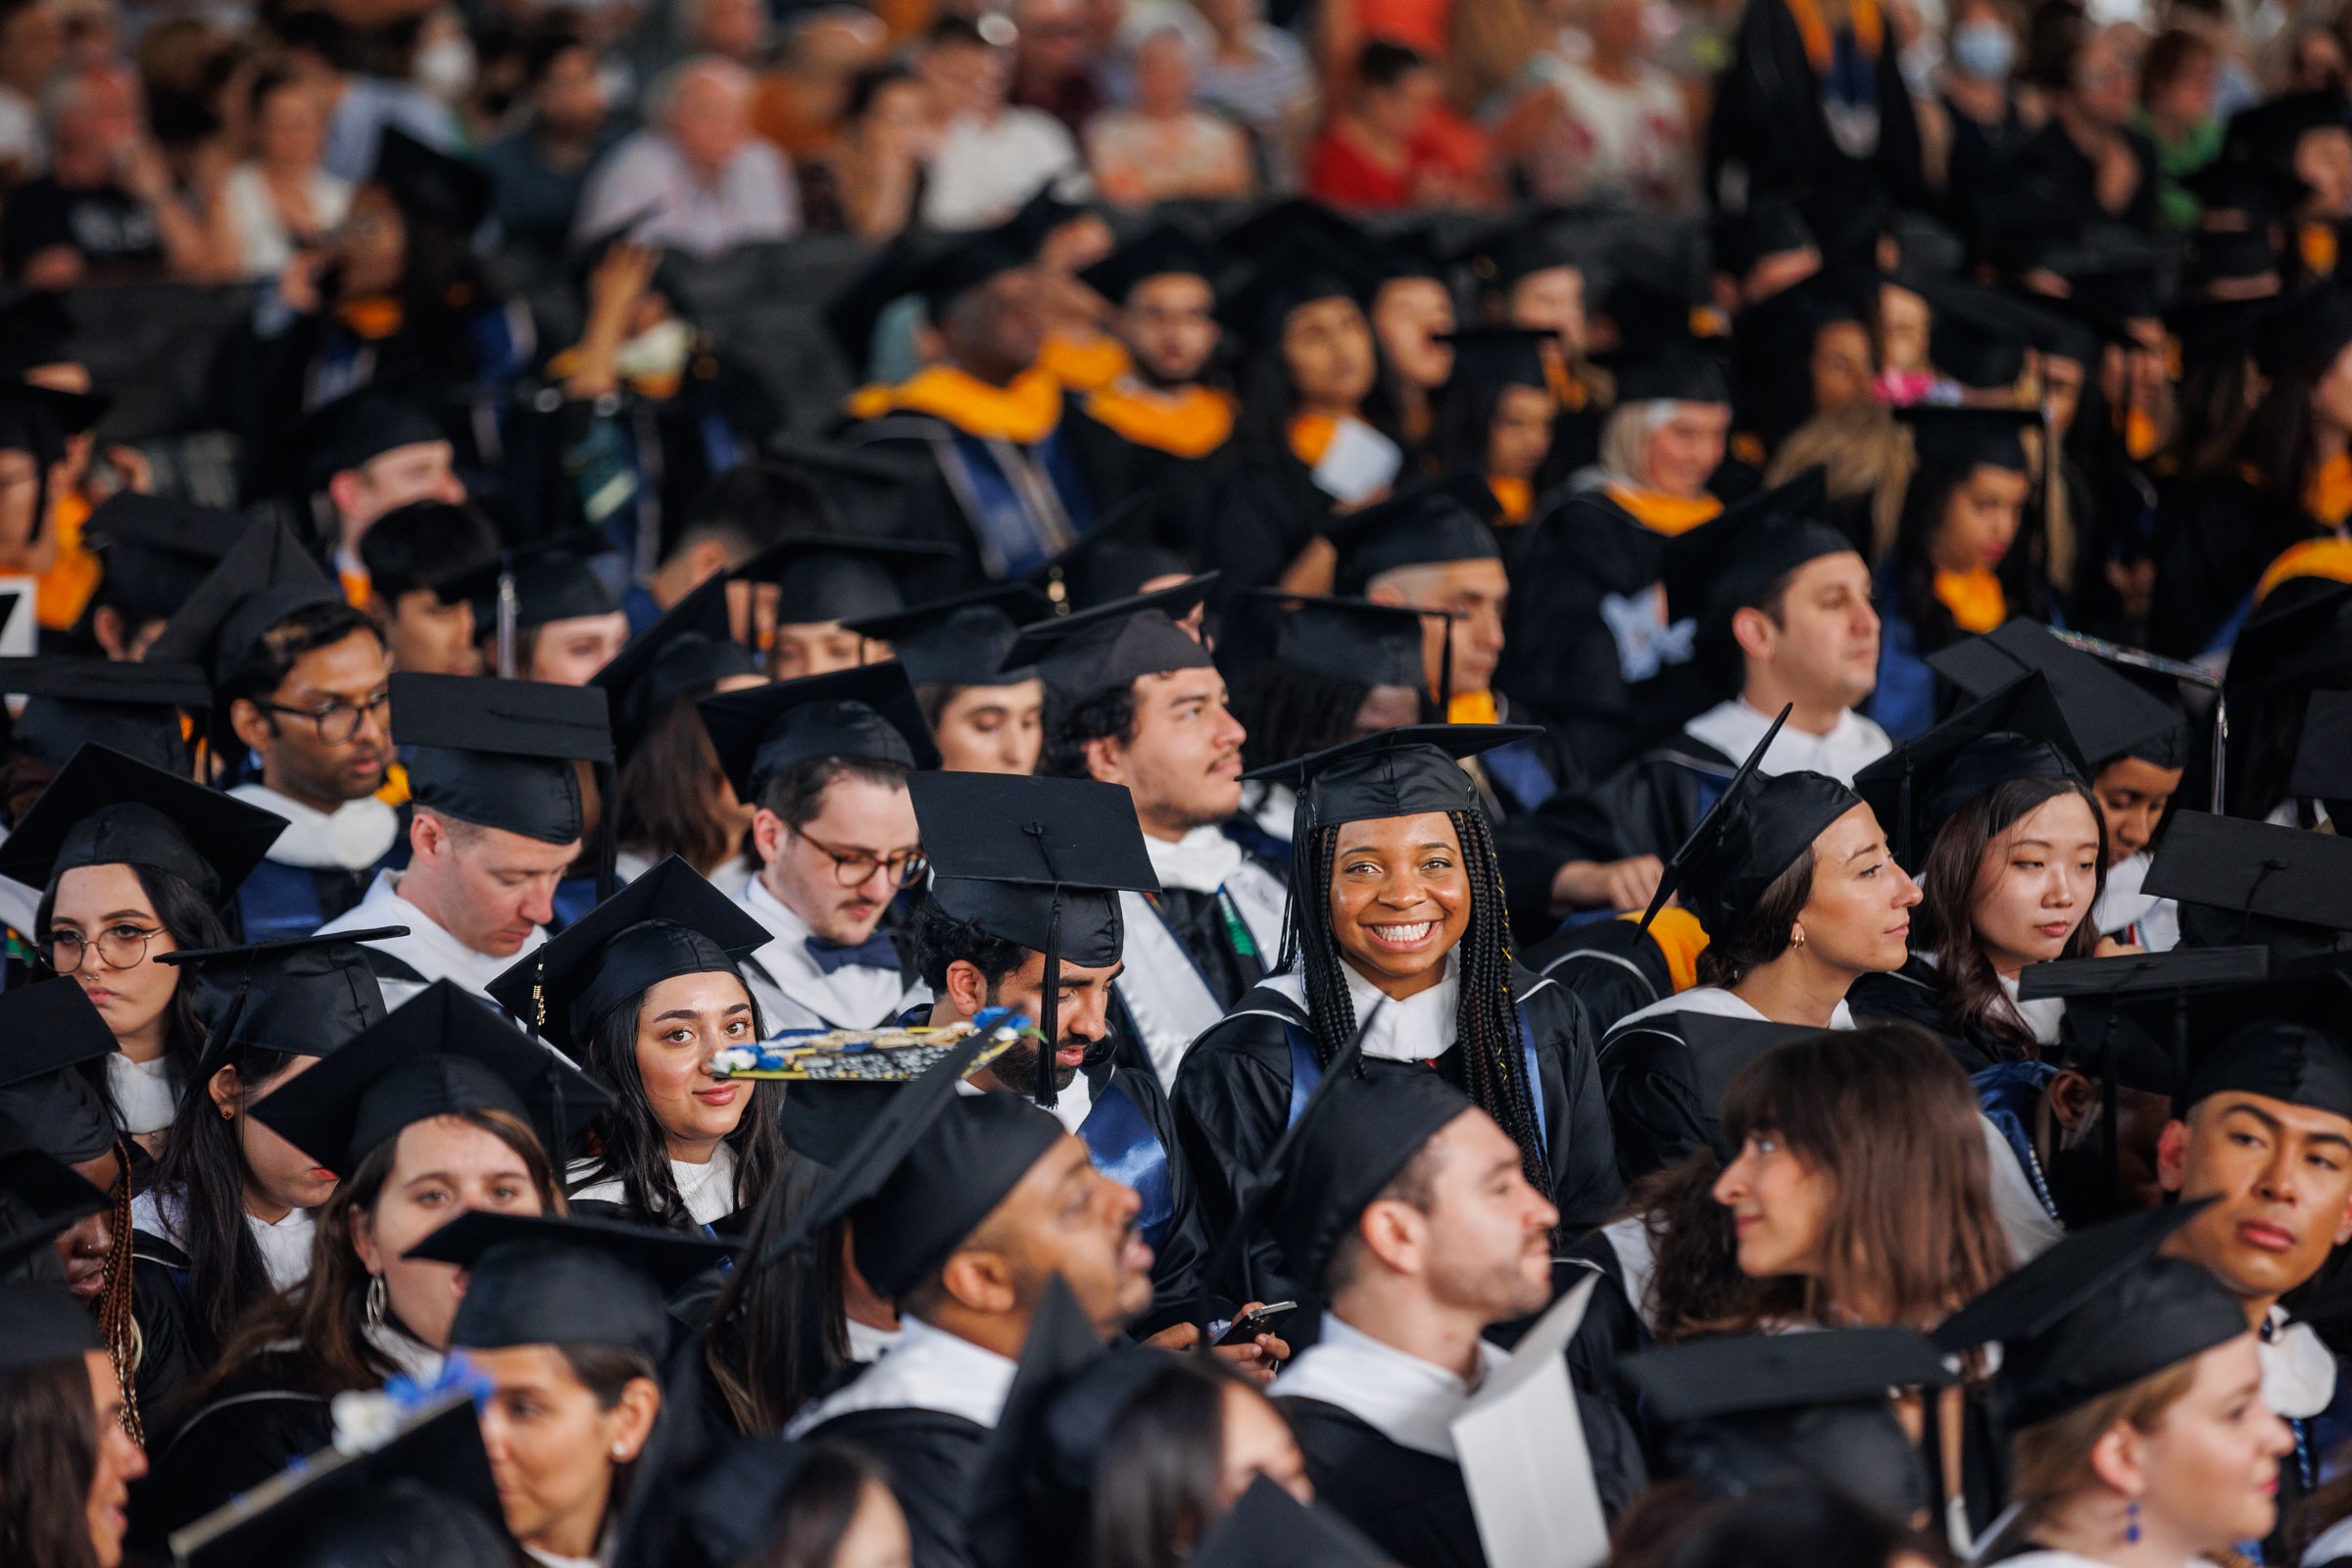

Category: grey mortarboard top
[1245, 723, 1535, 853]
[0, 1279, 102, 1376]
[2144, 810, 2352, 958]
[1934, 1201, 2245, 1430]
[589, 570, 765, 765]
[842, 582, 1055, 687]
[486, 854, 768, 1054]
[0, 654, 208, 773]
[908, 772, 1159, 1107]
[78, 491, 245, 625]
[730, 532, 953, 627]
[171, 1391, 506, 1568]
[392, 672, 612, 845]
[143, 515, 343, 692]
[998, 574, 1217, 702]
[0, 1104, 107, 1277]
[1659, 466, 1854, 639]
[158, 929, 401, 1069]
[1893, 401, 2039, 472]
[407, 1209, 735, 1361]
[1618, 1327, 1953, 1516]
[0, 978, 122, 1166]
[0, 741, 284, 903]
[249, 979, 612, 1173]
[1250, 589, 1435, 695]
[1323, 474, 1501, 598]
[697, 660, 939, 806]
[1926, 619, 2186, 770]
[1852, 672, 2088, 868]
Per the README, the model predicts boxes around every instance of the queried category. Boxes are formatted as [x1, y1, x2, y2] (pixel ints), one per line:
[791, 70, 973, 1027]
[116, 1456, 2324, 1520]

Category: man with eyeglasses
[144, 516, 402, 941]
[697, 663, 938, 1033]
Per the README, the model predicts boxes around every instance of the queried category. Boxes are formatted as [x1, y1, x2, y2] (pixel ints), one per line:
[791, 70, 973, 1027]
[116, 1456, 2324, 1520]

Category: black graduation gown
[1557, 1232, 1650, 1448]
[1523, 918, 1682, 1040]
[127, 1350, 331, 1551]
[1196, 436, 1334, 622]
[1088, 1037, 1217, 1337]
[125, 1230, 216, 1430]
[1059, 393, 1230, 552]
[1596, 1008, 1733, 1184]
[1845, 956, 2010, 1074]
[800, 1404, 989, 1568]
[1278, 1398, 1490, 1568]
[1170, 966, 1623, 1319]
[1701, 0, 1927, 209]
[2009, 121, 2162, 235]
[1494, 737, 1734, 939]
[2147, 472, 2317, 659]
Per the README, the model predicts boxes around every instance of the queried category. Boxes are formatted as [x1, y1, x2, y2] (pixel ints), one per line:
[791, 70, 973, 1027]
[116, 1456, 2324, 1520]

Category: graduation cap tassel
[2098, 1007, 2121, 1217]
[1039, 899, 1061, 1110]
[595, 760, 618, 902]
[2212, 688, 2230, 814]
[1437, 612, 1455, 720]
[2171, 992, 2190, 1125]
[496, 568, 519, 681]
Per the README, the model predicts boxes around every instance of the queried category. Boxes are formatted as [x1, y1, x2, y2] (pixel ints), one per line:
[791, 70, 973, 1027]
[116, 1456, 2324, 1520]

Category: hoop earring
[365, 1273, 387, 1332]
[1790, 928, 1806, 949]
[2125, 1499, 2140, 1545]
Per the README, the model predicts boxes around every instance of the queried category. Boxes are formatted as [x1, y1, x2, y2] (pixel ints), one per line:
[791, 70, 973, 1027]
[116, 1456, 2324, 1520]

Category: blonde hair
[2008, 1359, 2200, 1524]
[1767, 402, 1915, 564]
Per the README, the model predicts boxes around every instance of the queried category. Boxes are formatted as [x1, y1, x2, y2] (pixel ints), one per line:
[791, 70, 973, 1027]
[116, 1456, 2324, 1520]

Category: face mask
[416, 34, 477, 101]
[1950, 20, 2015, 79]
[614, 317, 694, 381]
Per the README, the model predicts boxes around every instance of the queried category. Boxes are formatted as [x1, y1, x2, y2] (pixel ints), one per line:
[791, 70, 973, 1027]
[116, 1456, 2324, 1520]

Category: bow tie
[805, 931, 901, 976]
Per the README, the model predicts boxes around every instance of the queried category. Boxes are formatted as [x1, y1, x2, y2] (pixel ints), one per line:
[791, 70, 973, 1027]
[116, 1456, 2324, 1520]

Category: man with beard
[904, 769, 1210, 1332]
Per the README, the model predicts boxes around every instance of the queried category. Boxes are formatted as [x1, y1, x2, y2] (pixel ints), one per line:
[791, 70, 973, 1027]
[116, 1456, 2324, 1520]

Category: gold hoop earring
[1790, 929, 1806, 949]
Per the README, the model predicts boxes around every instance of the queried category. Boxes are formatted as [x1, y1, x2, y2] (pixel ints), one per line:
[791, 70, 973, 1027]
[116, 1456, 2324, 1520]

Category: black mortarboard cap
[2117, 969, 2352, 1120]
[730, 533, 951, 626]
[842, 583, 1055, 687]
[249, 980, 612, 1172]
[2252, 285, 2352, 383]
[1214, 214, 1386, 344]
[590, 572, 765, 765]
[1435, 325, 1551, 391]
[159, 930, 398, 1069]
[369, 126, 492, 233]
[1190, 1478, 1392, 1568]
[1853, 673, 2087, 866]
[823, 229, 935, 369]
[394, 672, 612, 844]
[906, 223, 1042, 323]
[1659, 467, 1853, 635]
[0, 1108, 107, 1277]
[289, 383, 447, 493]
[0, 381, 103, 479]
[1677, 768, 1861, 936]
[0, 291, 74, 375]
[0, 655, 206, 773]
[2290, 689, 2352, 824]
[1324, 474, 1500, 597]
[1000, 575, 1216, 701]
[433, 528, 620, 632]
[144, 515, 344, 691]
[1619, 1328, 1950, 1515]
[0, 979, 122, 1165]
[850, 1089, 1068, 1298]
[2227, 90, 2351, 169]
[0, 1281, 101, 1375]
[0, 742, 283, 903]
[1924, 280, 2032, 390]
[1024, 498, 1193, 614]
[1926, 620, 2187, 770]
[1267, 1054, 1474, 1292]
[1934, 1201, 2244, 1429]
[1467, 213, 1602, 292]
[413, 1209, 735, 1360]
[1613, 337, 1732, 406]
[1895, 401, 2039, 475]
[79, 491, 244, 625]
[1252, 590, 1433, 693]
[1247, 724, 1533, 855]
[487, 855, 767, 1053]
[697, 661, 937, 804]
[1079, 220, 1227, 302]
[171, 1392, 506, 1568]
[1712, 198, 1817, 279]
[2144, 811, 2352, 953]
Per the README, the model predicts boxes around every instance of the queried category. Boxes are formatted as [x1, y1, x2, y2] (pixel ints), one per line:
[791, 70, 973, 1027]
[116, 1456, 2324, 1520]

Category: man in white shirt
[914, 15, 1086, 230]
[572, 55, 798, 257]
[697, 664, 934, 1031]
[318, 673, 609, 1006]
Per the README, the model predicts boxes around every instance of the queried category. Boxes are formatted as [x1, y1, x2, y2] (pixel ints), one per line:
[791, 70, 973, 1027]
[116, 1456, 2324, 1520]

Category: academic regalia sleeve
[801, 1407, 990, 1568]
[1277, 1399, 1491, 1568]
[1169, 1010, 1303, 1305]
[1521, 976, 1624, 1233]
[1197, 439, 1331, 609]
[1496, 494, 1669, 781]
[127, 1250, 208, 1427]
[1845, 959, 2002, 1074]
[1522, 919, 1678, 1038]
[1494, 751, 1714, 936]
[2147, 475, 2309, 660]
[127, 1378, 331, 1552]
[1595, 1019, 1712, 1184]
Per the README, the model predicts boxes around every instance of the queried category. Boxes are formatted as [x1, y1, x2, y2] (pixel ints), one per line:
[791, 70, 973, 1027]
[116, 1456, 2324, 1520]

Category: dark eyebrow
[650, 1002, 753, 1024]
[1843, 842, 1887, 863]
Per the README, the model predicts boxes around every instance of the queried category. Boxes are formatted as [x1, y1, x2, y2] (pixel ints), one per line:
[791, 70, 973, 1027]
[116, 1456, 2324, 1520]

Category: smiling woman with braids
[1172, 725, 1620, 1318]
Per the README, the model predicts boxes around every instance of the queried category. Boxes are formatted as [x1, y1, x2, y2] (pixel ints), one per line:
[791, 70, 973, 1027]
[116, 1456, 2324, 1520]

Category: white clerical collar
[1611, 985, 1855, 1034]
[1995, 972, 2066, 1047]
[2261, 1304, 2337, 1418]
[228, 782, 401, 870]
[522, 1546, 600, 1568]
[785, 1313, 1020, 1437]
[1262, 954, 1460, 1062]
[672, 1147, 737, 1226]
[1270, 1311, 1506, 1460]
[1144, 823, 1245, 895]
[742, 872, 815, 943]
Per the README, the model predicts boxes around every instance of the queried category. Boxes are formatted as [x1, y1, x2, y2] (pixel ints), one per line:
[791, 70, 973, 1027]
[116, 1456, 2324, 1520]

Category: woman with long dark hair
[701, 1153, 853, 1438]
[1871, 404, 2046, 739]
[488, 858, 785, 1232]
[1172, 726, 1620, 1311]
[1849, 677, 2110, 1070]
[131, 983, 599, 1547]
[0, 1283, 149, 1568]
[0, 747, 279, 1157]
[1428, 326, 1561, 539]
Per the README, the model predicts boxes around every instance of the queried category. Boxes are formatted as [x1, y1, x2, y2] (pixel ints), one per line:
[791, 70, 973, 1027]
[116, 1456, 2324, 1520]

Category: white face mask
[613, 317, 695, 380]
[416, 33, 477, 101]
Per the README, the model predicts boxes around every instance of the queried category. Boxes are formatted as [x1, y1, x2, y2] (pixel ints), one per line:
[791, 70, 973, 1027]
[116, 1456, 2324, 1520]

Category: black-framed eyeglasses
[42, 923, 166, 972]
[793, 828, 928, 889]
[253, 690, 392, 745]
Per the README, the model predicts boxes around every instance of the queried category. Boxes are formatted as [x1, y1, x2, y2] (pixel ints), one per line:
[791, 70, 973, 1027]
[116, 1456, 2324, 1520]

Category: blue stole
[1080, 1078, 1175, 1255]
[949, 427, 1095, 579]
[1482, 737, 1559, 812]
[1975, 1059, 2061, 1221]
[1282, 1006, 1550, 1165]
[235, 859, 338, 942]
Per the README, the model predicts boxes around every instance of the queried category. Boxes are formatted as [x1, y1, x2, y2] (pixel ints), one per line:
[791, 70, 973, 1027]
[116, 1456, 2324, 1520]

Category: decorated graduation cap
[1435, 325, 1551, 392]
[1245, 725, 1533, 864]
[171, 1391, 507, 1568]
[1251, 589, 1435, 696]
[2144, 810, 2352, 959]
[1618, 1328, 1952, 1516]
[731, 532, 952, 626]
[1267, 1053, 1475, 1291]
[0, 742, 283, 903]
[368, 125, 493, 232]
[908, 772, 1160, 1107]
[697, 661, 938, 805]
[0, 979, 122, 1166]
[1894, 400, 2038, 472]
[289, 382, 448, 495]
[842, 582, 1055, 687]
[486, 855, 767, 1054]
[2290, 689, 2352, 825]
[1324, 473, 1501, 598]
[1926, 619, 2187, 770]
[1000, 574, 1217, 701]
[1079, 220, 1228, 303]
[590, 571, 764, 764]
[250, 979, 612, 1172]
[0, 1107, 107, 1278]
[411, 1210, 735, 1361]
[159, 929, 402, 1070]
[0, 655, 208, 773]
[79, 491, 245, 626]
[1192, 1477, 1391, 1568]
[1935, 1201, 2243, 1430]
[1025, 497, 1193, 614]
[432, 528, 619, 678]
[0, 1281, 102, 1377]
[144, 515, 344, 692]
[1853, 673, 2087, 867]
[394, 671, 613, 846]
[1659, 466, 1852, 638]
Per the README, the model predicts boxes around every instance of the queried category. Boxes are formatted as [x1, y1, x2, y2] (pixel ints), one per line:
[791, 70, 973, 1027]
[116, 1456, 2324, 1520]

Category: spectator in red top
[1304, 40, 1464, 211]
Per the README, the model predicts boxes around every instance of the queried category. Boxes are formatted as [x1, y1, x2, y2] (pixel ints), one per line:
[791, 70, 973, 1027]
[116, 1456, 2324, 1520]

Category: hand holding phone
[1213, 1299, 1298, 1348]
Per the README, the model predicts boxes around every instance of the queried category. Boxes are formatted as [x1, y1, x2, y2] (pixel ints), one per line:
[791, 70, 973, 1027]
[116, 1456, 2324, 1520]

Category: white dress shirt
[1271, 1311, 1506, 1460]
[1683, 698, 1892, 785]
[1261, 954, 1461, 1063]
[786, 1314, 1020, 1436]
[568, 1144, 739, 1226]
[316, 870, 545, 1008]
